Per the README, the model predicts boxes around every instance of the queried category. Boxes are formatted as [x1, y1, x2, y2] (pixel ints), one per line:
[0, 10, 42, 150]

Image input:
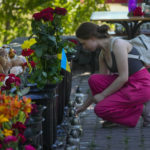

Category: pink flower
[25, 145, 36, 150]
[4, 136, 18, 143]
[0, 144, 2, 148]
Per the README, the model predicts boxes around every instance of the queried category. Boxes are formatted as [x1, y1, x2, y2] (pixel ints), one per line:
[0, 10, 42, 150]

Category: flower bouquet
[0, 92, 35, 150]
[26, 7, 69, 88]
[128, 0, 144, 17]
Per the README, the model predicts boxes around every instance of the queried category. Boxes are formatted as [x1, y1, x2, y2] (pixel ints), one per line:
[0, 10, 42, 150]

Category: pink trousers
[88, 68, 150, 127]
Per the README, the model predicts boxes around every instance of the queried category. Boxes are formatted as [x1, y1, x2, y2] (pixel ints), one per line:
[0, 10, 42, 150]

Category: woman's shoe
[102, 120, 119, 128]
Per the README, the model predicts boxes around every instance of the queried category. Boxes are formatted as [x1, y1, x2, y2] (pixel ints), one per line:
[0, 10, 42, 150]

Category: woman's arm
[94, 39, 129, 102]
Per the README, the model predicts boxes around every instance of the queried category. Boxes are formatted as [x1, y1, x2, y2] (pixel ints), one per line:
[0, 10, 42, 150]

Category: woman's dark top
[103, 47, 144, 76]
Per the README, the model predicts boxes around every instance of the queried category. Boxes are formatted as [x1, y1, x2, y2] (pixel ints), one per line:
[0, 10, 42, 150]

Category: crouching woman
[76, 22, 150, 127]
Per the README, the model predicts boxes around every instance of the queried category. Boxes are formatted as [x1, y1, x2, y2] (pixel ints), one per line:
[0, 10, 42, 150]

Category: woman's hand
[76, 105, 86, 115]
[93, 93, 105, 104]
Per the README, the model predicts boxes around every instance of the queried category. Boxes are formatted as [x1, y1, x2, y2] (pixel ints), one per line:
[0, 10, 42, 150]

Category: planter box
[26, 84, 58, 150]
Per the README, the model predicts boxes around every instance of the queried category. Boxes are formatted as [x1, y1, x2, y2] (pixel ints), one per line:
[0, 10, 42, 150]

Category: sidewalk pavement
[71, 69, 150, 150]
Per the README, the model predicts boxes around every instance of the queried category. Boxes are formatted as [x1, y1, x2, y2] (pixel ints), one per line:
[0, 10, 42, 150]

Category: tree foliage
[0, 0, 50, 45]
[0, 0, 108, 46]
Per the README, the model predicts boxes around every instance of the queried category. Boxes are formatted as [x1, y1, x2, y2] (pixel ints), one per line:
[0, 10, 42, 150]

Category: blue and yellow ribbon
[57, 48, 71, 72]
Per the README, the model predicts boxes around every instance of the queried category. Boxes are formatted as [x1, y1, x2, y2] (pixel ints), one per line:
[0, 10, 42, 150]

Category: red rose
[5, 76, 15, 86]
[9, 73, 16, 78]
[0, 144, 2, 149]
[12, 122, 26, 134]
[29, 61, 36, 68]
[23, 62, 27, 67]
[1, 75, 14, 90]
[40, 7, 54, 14]
[8, 74, 21, 86]
[15, 76, 21, 86]
[133, 6, 144, 16]
[41, 12, 53, 21]
[33, 8, 54, 22]
[18, 134, 26, 144]
[1, 84, 11, 91]
[22, 49, 34, 56]
[31, 104, 38, 114]
[1, 74, 21, 91]
[33, 12, 42, 21]
[69, 39, 78, 45]
[54, 7, 67, 16]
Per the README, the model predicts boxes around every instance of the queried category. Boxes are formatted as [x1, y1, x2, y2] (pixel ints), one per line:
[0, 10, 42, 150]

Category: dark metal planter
[57, 54, 74, 125]
[57, 70, 66, 125]
[65, 61, 73, 107]
[24, 127, 43, 149]
[24, 104, 46, 149]
[30, 105, 47, 119]
[65, 54, 74, 106]
[25, 83, 59, 150]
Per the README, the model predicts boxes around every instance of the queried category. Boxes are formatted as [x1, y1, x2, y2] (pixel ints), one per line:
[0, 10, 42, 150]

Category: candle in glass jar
[128, 0, 137, 12]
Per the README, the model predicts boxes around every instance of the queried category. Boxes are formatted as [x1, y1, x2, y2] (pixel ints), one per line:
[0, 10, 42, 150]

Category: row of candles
[52, 86, 85, 150]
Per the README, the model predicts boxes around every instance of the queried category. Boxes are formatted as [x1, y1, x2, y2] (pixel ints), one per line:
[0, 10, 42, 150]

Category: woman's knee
[88, 74, 96, 85]
[88, 74, 103, 86]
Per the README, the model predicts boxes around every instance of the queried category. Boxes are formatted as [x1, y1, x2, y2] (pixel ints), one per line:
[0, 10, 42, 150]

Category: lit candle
[128, 0, 137, 12]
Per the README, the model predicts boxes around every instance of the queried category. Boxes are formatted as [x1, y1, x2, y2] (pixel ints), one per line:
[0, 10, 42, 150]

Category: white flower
[10, 66, 23, 76]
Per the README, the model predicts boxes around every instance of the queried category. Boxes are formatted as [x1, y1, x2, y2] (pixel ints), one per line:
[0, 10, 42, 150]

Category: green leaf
[35, 47, 43, 57]
[30, 43, 38, 50]
[17, 91, 22, 97]
[47, 35, 56, 45]
[18, 111, 26, 123]
[42, 72, 47, 78]
[0, 130, 4, 139]
[0, 82, 3, 87]
[19, 87, 30, 96]
[3, 122, 11, 129]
